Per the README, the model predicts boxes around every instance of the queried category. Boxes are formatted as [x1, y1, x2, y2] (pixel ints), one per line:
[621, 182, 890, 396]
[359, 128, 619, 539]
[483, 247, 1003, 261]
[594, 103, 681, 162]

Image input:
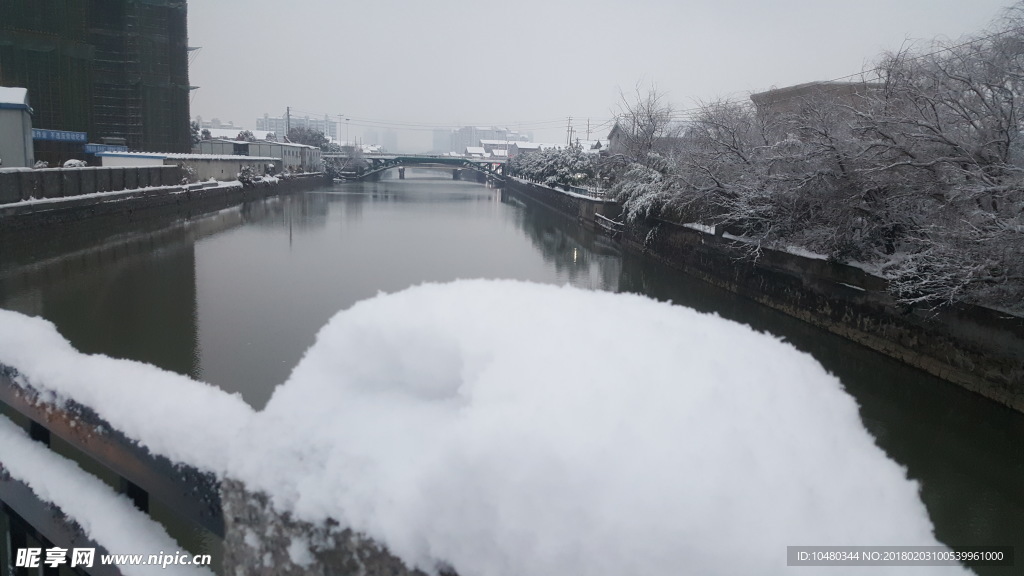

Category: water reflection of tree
[500, 189, 621, 291]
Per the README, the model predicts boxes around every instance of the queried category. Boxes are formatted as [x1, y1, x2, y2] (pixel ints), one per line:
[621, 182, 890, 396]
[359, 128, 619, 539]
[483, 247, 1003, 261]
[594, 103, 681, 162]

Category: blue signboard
[84, 144, 129, 154]
[32, 129, 88, 143]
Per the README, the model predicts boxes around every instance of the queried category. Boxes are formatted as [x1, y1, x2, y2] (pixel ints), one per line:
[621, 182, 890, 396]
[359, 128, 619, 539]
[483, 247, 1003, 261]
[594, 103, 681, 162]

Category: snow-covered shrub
[237, 165, 257, 187]
[507, 143, 596, 188]
[179, 164, 198, 184]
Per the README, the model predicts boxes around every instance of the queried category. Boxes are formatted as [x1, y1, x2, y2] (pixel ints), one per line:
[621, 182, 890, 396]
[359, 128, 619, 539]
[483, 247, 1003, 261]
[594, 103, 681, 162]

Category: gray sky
[189, 0, 1013, 151]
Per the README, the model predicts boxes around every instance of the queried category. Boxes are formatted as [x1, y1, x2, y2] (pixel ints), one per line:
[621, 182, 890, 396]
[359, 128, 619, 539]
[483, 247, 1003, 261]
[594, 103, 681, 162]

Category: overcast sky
[189, 0, 1013, 151]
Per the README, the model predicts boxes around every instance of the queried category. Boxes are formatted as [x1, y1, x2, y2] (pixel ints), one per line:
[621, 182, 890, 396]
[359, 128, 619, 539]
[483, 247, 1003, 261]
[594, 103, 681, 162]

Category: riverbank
[502, 177, 621, 230]
[0, 171, 328, 233]
[501, 177, 1024, 413]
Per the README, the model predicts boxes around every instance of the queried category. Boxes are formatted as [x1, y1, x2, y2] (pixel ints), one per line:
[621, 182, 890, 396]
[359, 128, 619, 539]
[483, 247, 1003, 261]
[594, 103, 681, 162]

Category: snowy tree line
[507, 143, 600, 189]
[610, 6, 1024, 314]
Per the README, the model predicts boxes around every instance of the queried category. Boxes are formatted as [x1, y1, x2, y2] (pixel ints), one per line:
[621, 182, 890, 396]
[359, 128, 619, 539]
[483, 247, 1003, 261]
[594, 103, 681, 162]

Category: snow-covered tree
[288, 127, 328, 149]
[508, 143, 597, 188]
[607, 4, 1024, 313]
[612, 84, 680, 164]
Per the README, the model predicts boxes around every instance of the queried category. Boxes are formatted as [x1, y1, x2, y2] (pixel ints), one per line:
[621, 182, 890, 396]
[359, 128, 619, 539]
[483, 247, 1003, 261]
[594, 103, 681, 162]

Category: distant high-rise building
[0, 0, 191, 160]
[450, 126, 529, 154]
[382, 129, 398, 153]
[432, 129, 454, 153]
[258, 114, 337, 140]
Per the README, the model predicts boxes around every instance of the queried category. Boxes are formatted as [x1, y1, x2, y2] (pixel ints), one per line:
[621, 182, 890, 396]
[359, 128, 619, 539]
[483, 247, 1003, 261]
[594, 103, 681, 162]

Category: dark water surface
[1, 171, 1020, 574]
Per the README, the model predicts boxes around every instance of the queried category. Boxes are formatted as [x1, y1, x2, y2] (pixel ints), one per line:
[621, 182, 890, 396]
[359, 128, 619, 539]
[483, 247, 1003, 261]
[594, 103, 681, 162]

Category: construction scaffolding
[0, 0, 191, 162]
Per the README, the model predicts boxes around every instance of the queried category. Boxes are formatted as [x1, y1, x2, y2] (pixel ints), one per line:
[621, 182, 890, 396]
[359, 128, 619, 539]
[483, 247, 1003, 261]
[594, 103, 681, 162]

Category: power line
[254, 21, 1024, 138]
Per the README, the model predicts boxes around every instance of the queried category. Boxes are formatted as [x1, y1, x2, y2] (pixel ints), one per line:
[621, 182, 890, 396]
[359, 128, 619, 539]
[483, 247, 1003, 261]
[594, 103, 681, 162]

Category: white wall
[0, 108, 34, 168]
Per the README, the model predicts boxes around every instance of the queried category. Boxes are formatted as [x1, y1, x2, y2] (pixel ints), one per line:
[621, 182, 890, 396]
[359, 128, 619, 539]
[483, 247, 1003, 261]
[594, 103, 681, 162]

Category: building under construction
[0, 0, 191, 163]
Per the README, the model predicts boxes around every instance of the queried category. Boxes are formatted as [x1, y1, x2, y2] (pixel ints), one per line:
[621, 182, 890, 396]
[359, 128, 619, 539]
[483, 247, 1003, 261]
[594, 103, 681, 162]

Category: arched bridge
[324, 153, 506, 180]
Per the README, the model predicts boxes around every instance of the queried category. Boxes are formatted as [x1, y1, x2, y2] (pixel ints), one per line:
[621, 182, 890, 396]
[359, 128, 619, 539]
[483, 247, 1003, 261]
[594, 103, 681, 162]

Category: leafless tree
[613, 83, 681, 163]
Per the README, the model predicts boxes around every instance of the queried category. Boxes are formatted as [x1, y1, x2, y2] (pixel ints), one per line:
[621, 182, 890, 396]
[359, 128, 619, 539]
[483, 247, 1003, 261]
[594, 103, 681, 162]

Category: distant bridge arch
[323, 153, 506, 180]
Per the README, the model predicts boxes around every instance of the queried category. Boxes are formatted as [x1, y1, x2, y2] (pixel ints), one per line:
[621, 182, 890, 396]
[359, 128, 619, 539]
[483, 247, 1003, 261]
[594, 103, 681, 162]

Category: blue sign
[84, 144, 129, 154]
[33, 129, 88, 143]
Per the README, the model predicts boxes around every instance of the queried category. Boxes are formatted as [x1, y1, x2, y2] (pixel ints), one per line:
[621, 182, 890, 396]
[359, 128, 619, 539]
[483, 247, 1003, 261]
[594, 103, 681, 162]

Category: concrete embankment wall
[502, 178, 621, 228]
[502, 179, 1024, 412]
[0, 172, 329, 232]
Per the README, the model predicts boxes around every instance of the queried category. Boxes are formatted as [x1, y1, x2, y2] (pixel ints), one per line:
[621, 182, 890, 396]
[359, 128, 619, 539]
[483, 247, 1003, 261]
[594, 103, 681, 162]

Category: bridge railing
[512, 176, 614, 201]
[0, 365, 222, 574]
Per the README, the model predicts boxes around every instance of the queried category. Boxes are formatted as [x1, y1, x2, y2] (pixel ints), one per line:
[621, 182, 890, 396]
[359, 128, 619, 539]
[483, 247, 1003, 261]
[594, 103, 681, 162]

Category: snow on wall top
[97, 152, 281, 162]
[0, 86, 30, 108]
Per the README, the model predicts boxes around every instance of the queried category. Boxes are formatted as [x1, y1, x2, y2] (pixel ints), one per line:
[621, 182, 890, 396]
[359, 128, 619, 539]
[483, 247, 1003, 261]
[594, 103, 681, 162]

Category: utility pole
[285, 107, 291, 139]
[587, 118, 591, 140]
[566, 116, 572, 146]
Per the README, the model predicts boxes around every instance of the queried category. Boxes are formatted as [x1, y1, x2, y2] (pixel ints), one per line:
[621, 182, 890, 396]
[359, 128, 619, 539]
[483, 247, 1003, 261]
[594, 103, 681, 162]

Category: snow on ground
[0, 416, 212, 576]
[0, 281, 968, 575]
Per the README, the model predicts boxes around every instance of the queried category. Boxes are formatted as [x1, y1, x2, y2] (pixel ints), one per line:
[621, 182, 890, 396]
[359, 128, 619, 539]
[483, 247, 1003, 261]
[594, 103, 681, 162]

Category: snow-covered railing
[567, 184, 610, 200]
[0, 365, 224, 536]
[595, 213, 624, 237]
[511, 175, 613, 200]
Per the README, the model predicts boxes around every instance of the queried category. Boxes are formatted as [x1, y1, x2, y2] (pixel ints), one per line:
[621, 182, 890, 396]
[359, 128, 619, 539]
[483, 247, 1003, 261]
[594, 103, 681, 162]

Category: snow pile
[227, 280, 964, 576]
[0, 417, 212, 576]
[0, 281, 966, 575]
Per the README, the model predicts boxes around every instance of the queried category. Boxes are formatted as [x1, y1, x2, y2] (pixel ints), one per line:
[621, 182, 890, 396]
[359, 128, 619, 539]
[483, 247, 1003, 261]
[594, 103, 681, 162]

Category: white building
[248, 141, 321, 172]
[508, 142, 564, 157]
[99, 152, 281, 181]
[0, 87, 34, 168]
[194, 139, 251, 156]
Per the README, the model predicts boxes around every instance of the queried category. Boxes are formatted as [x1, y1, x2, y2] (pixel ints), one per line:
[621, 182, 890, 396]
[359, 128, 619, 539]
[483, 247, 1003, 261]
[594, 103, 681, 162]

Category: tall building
[381, 129, 398, 153]
[257, 114, 338, 140]
[432, 129, 454, 153]
[0, 0, 192, 159]
[450, 126, 529, 154]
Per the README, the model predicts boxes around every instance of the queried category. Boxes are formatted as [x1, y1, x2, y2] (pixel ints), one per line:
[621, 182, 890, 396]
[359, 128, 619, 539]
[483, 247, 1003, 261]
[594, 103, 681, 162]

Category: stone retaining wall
[0, 174, 329, 233]
[0, 166, 182, 204]
[501, 178, 1024, 412]
[502, 178, 621, 228]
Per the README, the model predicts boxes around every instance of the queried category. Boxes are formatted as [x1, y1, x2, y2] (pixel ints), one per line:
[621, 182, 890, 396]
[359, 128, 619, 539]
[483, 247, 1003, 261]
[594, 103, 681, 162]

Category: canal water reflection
[0, 171, 1020, 574]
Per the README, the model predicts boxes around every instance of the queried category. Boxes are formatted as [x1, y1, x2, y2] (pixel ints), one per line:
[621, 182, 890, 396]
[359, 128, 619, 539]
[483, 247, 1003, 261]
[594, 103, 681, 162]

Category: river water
[0, 170, 1020, 574]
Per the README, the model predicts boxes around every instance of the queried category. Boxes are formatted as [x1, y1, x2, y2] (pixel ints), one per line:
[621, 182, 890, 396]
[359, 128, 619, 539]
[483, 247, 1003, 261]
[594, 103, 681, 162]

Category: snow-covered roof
[479, 139, 516, 146]
[491, 149, 508, 157]
[98, 152, 280, 161]
[512, 142, 564, 151]
[0, 86, 30, 109]
[252, 141, 318, 150]
[202, 139, 249, 145]
[465, 146, 487, 156]
[205, 128, 275, 141]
